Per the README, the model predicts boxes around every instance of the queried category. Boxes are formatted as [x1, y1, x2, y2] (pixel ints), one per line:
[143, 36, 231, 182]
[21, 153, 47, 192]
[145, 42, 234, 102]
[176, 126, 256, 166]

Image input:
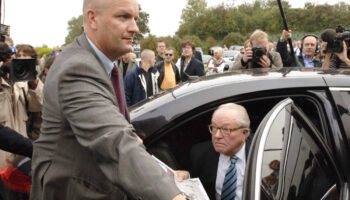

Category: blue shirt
[86, 35, 114, 77]
[302, 53, 316, 68]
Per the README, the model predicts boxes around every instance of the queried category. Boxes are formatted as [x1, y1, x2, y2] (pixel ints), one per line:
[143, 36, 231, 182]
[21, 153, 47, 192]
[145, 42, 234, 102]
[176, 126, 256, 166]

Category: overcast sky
[2, 0, 346, 47]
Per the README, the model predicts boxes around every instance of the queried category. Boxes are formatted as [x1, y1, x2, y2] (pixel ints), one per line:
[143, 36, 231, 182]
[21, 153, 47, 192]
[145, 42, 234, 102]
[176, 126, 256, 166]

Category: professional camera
[251, 46, 266, 63]
[321, 25, 350, 57]
[0, 43, 37, 82]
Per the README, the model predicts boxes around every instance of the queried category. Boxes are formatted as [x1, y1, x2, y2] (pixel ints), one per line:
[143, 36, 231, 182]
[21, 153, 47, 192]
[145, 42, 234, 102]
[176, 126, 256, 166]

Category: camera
[1, 58, 37, 82]
[251, 46, 266, 63]
[322, 25, 350, 57]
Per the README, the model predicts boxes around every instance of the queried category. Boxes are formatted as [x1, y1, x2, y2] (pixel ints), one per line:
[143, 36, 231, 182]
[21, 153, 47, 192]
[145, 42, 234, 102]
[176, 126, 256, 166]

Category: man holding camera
[231, 29, 283, 69]
[0, 42, 43, 168]
[321, 27, 350, 68]
[321, 41, 350, 68]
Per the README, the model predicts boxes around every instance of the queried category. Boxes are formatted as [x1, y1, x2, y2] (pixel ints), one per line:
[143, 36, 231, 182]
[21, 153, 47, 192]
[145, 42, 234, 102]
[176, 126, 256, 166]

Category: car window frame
[244, 98, 342, 200]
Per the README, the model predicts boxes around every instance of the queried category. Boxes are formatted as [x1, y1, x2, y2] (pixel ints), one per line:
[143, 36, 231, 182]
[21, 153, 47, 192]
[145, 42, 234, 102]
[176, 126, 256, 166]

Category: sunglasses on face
[165, 54, 173, 56]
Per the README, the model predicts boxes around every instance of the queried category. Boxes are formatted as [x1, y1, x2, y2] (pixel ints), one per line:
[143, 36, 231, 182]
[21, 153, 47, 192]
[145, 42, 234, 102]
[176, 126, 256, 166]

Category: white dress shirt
[215, 143, 246, 200]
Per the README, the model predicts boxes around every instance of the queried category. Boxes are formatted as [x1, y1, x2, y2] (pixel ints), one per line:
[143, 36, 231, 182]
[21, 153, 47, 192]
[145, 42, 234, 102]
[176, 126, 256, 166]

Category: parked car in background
[130, 68, 350, 200]
[201, 54, 212, 72]
[229, 45, 244, 51]
[222, 50, 239, 69]
[195, 47, 203, 56]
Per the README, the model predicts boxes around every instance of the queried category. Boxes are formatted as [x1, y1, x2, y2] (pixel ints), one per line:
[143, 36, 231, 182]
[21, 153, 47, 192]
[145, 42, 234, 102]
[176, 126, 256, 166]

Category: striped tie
[221, 156, 238, 200]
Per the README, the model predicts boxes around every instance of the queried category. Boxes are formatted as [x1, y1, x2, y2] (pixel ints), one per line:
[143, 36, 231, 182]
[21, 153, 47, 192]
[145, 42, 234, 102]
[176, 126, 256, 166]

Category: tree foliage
[176, 0, 350, 42]
[64, 5, 150, 45]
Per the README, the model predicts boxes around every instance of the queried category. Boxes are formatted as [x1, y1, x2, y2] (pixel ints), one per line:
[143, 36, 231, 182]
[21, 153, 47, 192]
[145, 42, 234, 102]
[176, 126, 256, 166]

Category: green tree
[182, 35, 203, 48]
[135, 5, 150, 40]
[65, 15, 83, 45]
[36, 45, 52, 58]
[222, 32, 246, 47]
[180, 0, 207, 24]
[177, 0, 207, 37]
[140, 34, 158, 53]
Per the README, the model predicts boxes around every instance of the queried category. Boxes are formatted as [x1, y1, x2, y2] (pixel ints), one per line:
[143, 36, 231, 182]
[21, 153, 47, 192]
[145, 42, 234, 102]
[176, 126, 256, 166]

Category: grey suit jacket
[30, 34, 180, 200]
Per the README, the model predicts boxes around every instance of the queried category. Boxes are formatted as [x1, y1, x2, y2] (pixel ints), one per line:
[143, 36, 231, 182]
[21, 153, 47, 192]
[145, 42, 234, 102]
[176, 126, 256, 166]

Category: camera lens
[14, 60, 28, 79]
[255, 49, 264, 57]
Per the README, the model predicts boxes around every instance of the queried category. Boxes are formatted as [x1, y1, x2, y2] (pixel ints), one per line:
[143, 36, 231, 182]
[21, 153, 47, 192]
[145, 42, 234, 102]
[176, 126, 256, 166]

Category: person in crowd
[276, 30, 322, 67]
[178, 40, 205, 81]
[207, 47, 226, 75]
[231, 29, 283, 69]
[155, 47, 180, 90]
[133, 39, 141, 58]
[155, 40, 166, 64]
[194, 49, 203, 63]
[124, 49, 159, 107]
[117, 52, 138, 77]
[15, 44, 44, 141]
[0, 42, 43, 168]
[321, 40, 350, 68]
[223, 44, 228, 51]
[49, 47, 60, 57]
[178, 103, 251, 199]
[39, 54, 46, 73]
[39, 56, 55, 83]
[30, 0, 185, 198]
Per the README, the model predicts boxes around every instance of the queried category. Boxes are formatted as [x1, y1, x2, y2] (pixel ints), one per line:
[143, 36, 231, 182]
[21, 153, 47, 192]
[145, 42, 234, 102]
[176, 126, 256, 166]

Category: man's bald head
[83, 0, 106, 24]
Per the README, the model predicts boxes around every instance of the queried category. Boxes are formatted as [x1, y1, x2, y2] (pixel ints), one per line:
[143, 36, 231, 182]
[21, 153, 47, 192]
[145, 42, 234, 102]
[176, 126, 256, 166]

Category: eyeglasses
[208, 124, 244, 136]
[165, 54, 173, 56]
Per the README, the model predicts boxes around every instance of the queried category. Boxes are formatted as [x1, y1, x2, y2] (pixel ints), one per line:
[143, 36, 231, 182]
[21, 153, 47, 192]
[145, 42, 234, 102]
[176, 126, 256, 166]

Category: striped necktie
[221, 156, 238, 200]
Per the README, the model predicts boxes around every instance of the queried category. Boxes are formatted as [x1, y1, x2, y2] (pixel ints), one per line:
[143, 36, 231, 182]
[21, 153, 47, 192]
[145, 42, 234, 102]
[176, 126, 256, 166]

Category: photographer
[321, 27, 350, 69]
[0, 42, 43, 168]
[321, 41, 350, 68]
[276, 30, 322, 67]
[230, 29, 283, 70]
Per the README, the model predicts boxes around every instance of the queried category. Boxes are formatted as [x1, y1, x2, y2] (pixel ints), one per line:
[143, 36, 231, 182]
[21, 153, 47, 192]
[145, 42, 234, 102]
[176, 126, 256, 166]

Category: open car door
[243, 98, 345, 200]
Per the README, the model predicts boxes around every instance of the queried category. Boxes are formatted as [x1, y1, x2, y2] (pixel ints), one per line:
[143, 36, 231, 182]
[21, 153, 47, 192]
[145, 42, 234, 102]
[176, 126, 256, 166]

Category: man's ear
[243, 128, 250, 139]
[86, 9, 98, 30]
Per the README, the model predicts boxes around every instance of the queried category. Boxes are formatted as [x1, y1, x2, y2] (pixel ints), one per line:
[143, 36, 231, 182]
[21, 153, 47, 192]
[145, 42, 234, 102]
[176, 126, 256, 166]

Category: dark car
[130, 68, 350, 200]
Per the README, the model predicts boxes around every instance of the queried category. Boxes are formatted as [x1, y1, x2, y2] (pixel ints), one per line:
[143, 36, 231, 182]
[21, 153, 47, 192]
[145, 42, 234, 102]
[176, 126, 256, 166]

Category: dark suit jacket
[180, 56, 205, 82]
[0, 124, 32, 158]
[155, 61, 181, 89]
[30, 34, 180, 200]
[190, 140, 251, 199]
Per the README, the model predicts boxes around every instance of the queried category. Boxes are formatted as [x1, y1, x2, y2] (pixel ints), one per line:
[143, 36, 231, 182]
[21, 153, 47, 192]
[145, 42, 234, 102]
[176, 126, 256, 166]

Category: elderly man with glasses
[178, 103, 251, 200]
[155, 47, 180, 90]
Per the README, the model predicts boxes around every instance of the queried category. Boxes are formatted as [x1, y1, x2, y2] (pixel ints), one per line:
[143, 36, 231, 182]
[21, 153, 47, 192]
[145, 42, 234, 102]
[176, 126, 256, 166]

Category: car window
[258, 101, 339, 199]
[330, 89, 350, 142]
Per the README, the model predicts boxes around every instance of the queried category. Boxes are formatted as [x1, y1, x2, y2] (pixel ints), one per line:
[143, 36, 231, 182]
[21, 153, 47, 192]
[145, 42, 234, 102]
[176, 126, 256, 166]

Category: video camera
[321, 25, 350, 58]
[0, 44, 37, 82]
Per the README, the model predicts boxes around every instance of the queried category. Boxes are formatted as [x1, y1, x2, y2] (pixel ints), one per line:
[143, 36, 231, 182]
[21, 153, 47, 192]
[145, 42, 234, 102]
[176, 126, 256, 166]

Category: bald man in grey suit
[30, 0, 185, 199]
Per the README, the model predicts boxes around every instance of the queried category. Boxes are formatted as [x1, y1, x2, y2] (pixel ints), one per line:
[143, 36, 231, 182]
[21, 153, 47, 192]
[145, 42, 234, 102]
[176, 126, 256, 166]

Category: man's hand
[28, 78, 39, 90]
[175, 170, 190, 182]
[172, 194, 187, 200]
[258, 55, 271, 68]
[281, 30, 292, 42]
[335, 41, 350, 67]
[137, 136, 143, 144]
[243, 47, 253, 63]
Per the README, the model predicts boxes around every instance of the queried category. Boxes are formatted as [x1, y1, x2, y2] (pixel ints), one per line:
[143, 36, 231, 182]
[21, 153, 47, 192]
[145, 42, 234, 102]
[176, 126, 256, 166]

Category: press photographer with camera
[276, 30, 322, 67]
[321, 26, 350, 69]
[0, 42, 43, 168]
[231, 29, 283, 69]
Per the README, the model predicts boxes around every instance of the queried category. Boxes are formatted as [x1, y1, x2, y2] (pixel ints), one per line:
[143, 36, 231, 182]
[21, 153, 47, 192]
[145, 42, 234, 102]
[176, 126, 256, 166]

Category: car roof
[130, 68, 350, 130]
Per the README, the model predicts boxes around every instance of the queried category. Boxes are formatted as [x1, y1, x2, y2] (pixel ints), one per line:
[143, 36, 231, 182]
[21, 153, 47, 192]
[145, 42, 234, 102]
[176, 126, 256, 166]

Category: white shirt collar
[85, 35, 114, 76]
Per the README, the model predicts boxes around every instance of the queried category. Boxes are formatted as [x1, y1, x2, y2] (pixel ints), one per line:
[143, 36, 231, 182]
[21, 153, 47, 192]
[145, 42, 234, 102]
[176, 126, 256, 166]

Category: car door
[243, 98, 343, 200]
